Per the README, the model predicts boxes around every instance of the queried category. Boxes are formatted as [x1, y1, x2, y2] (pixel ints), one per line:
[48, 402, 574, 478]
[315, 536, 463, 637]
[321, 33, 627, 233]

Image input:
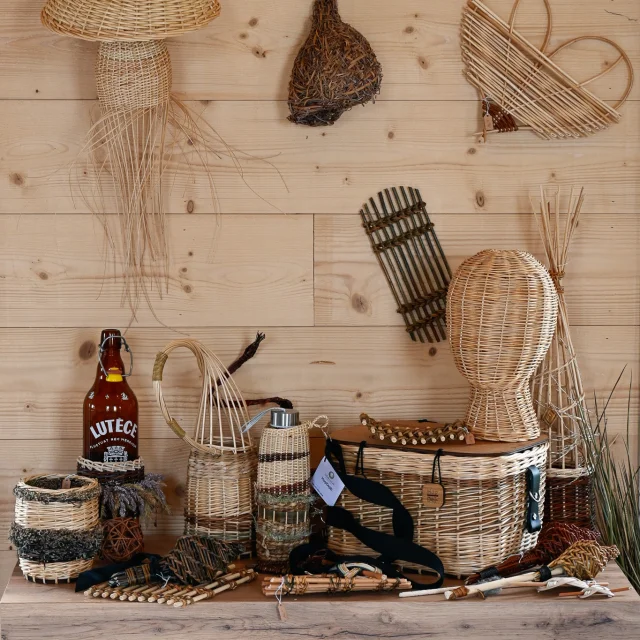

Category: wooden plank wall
[0, 0, 638, 545]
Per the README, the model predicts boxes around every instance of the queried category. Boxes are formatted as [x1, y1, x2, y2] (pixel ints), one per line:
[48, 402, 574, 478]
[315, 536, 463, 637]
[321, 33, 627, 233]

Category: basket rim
[17, 473, 99, 496]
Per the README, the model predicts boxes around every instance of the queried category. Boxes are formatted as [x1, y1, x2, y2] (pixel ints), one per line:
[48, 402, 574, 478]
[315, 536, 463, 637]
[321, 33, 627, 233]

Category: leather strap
[525, 465, 542, 533]
[322, 439, 445, 588]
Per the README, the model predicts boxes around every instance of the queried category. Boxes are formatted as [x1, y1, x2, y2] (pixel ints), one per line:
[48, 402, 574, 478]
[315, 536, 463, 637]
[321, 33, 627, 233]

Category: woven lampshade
[447, 250, 558, 442]
[41, 0, 221, 41]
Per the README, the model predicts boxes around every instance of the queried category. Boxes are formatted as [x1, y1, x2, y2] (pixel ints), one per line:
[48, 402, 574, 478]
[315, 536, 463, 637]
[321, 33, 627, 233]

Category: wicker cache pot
[10, 474, 101, 583]
[327, 428, 549, 578]
[447, 250, 559, 442]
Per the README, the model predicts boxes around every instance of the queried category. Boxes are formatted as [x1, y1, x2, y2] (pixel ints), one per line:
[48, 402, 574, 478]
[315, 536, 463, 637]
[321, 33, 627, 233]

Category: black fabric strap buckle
[525, 465, 542, 533]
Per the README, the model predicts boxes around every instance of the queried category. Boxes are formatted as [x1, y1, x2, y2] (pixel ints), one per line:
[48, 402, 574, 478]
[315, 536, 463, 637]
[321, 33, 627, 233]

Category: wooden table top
[1, 539, 638, 640]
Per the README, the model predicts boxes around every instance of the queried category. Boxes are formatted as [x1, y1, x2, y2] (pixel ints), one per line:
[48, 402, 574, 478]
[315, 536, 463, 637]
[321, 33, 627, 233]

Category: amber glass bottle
[83, 329, 139, 462]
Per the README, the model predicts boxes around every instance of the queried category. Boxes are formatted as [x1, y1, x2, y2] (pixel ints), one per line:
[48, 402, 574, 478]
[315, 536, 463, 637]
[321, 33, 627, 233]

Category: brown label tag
[422, 482, 445, 508]
[483, 113, 494, 131]
[61, 476, 72, 489]
[465, 431, 476, 445]
[277, 603, 288, 621]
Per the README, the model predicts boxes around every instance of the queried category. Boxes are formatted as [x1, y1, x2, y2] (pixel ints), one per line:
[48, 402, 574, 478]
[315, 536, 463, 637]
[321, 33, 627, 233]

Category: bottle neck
[96, 347, 126, 384]
[313, 0, 339, 22]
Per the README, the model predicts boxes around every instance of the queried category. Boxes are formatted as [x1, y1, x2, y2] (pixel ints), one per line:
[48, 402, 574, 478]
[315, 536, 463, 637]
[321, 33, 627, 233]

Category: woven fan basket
[327, 435, 548, 578]
[13, 474, 100, 583]
[41, 0, 221, 42]
[447, 250, 558, 442]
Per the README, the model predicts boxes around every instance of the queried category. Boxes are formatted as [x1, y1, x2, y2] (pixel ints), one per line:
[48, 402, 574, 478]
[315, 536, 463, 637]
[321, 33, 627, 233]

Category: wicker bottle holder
[10, 474, 101, 583]
[255, 413, 328, 573]
[153, 339, 256, 548]
[326, 428, 549, 578]
[447, 250, 558, 442]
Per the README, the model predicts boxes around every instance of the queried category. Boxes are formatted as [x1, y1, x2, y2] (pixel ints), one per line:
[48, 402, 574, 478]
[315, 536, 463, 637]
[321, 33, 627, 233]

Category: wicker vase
[10, 474, 101, 583]
[447, 250, 558, 442]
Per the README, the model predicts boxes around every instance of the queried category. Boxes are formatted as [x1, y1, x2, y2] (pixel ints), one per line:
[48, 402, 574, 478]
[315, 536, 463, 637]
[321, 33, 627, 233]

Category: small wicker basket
[11, 474, 101, 583]
[327, 428, 548, 578]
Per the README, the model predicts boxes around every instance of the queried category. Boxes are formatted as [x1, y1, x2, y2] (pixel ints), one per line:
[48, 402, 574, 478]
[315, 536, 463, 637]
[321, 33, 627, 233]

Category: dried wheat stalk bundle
[531, 186, 588, 473]
[460, 0, 633, 140]
[288, 0, 382, 126]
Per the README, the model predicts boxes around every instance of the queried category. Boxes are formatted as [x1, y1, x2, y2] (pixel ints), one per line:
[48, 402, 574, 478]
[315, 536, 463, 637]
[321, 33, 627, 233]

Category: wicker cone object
[11, 475, 101, 583]
[327, 439, 548, 578]
[153, 339, 256, 547]
[460, 0, 633, 141]
[288, 0, 382, 126]
[41, 0, 221, 41]
[447, 250, 558, 442]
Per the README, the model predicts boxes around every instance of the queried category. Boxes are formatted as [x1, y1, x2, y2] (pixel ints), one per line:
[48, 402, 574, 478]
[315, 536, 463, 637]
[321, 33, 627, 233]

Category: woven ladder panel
[41, 0, 221, 41]
[327, 442, 548, 578]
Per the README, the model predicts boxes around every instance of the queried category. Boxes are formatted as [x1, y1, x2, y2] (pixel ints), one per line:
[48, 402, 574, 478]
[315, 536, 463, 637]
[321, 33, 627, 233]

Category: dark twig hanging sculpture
[288, 0, 382, 126]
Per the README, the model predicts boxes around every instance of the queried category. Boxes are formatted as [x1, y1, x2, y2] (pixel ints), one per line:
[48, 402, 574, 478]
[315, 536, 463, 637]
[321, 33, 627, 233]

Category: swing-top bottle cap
[270, 408, 299, 429]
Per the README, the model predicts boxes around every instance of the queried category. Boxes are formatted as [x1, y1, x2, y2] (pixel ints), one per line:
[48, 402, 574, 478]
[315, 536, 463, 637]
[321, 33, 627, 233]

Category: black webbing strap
[323, 438, 445, 589]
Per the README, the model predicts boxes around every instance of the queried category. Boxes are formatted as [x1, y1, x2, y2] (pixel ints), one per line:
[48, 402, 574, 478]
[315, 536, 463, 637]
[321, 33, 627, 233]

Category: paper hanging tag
[422, 482, 445, 508]
[311, 456, 345, 507]
[483, 113, 494, 131]
[465, 431, 476, 445]
[277, 603, 288, 621]
[61, 475, 72, 489]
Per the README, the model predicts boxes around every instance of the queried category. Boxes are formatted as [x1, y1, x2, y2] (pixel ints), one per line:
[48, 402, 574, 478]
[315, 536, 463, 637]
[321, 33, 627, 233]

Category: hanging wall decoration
[40, 1, 280, 317]
[447, 250, 558, 442]
[360, 187, 451, 343]
[288, 0, 382, 126]
[531, 186, 593, 528]
[460, 0, 633, 142]
[153, 339, 256, 547]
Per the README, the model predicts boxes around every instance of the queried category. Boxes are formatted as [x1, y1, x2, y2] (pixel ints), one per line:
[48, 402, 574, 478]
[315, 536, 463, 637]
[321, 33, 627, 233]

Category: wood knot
[467, 147, 477, 155]
[10, 173, 24, 186]
[239, 32, 248, 39]
[249, 17, 258, 27]
[79, 340, 96, 361]
[475, 191, 485, 207]
[186, 200, 195, 214]
[429, 347, 437, 357]
[183, 284, 193, 294]
[355, 391, 363, 399]
[405, 26, 415, 34]
[188, 251, 194, 257]
[418, 57, 428, 69]
[253, 47, 267, 58]
[180, 267, 188, 274]
[387, 131, 395, 140]
[37, 271, 48, 280]
[351, 293, 369, 314]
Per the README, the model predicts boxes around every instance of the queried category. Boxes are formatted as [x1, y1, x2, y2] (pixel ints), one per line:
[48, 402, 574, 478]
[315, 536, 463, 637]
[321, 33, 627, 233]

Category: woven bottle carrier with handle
[153, 339, 256, 546]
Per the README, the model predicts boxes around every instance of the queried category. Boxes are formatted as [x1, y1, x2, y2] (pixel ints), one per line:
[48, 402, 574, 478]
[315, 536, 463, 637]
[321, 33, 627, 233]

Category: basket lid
[41, 0, 221, 42]
[333, 426, 548, 458]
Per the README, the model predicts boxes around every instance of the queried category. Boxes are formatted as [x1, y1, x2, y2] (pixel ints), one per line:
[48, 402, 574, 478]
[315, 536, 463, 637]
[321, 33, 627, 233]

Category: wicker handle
[508, 0, 552, 54]
[153, 340, 253, 454]
[546, 36, 634, 109]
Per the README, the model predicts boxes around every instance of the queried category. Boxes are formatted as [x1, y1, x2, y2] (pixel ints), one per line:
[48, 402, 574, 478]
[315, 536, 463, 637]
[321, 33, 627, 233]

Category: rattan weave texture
[447, 250, 558, 442]
[41, 0, 221, 41]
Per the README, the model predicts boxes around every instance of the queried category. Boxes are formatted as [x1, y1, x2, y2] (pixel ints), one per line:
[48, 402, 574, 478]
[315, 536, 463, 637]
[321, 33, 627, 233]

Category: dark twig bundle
[360, 187, 451, 343]
[288, 0, 382, 126]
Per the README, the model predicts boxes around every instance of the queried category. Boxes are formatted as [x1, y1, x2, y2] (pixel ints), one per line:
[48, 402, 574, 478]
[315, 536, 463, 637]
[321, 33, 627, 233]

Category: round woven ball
[41, 0, 221, 42]
[101, 517, 144, 562]
[96, 41, 172, 111]
[447, 249, 558, 441]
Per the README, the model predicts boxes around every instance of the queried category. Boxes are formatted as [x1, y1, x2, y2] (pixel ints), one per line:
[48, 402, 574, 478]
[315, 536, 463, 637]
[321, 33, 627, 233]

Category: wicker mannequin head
[447, 250, 558, 441]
